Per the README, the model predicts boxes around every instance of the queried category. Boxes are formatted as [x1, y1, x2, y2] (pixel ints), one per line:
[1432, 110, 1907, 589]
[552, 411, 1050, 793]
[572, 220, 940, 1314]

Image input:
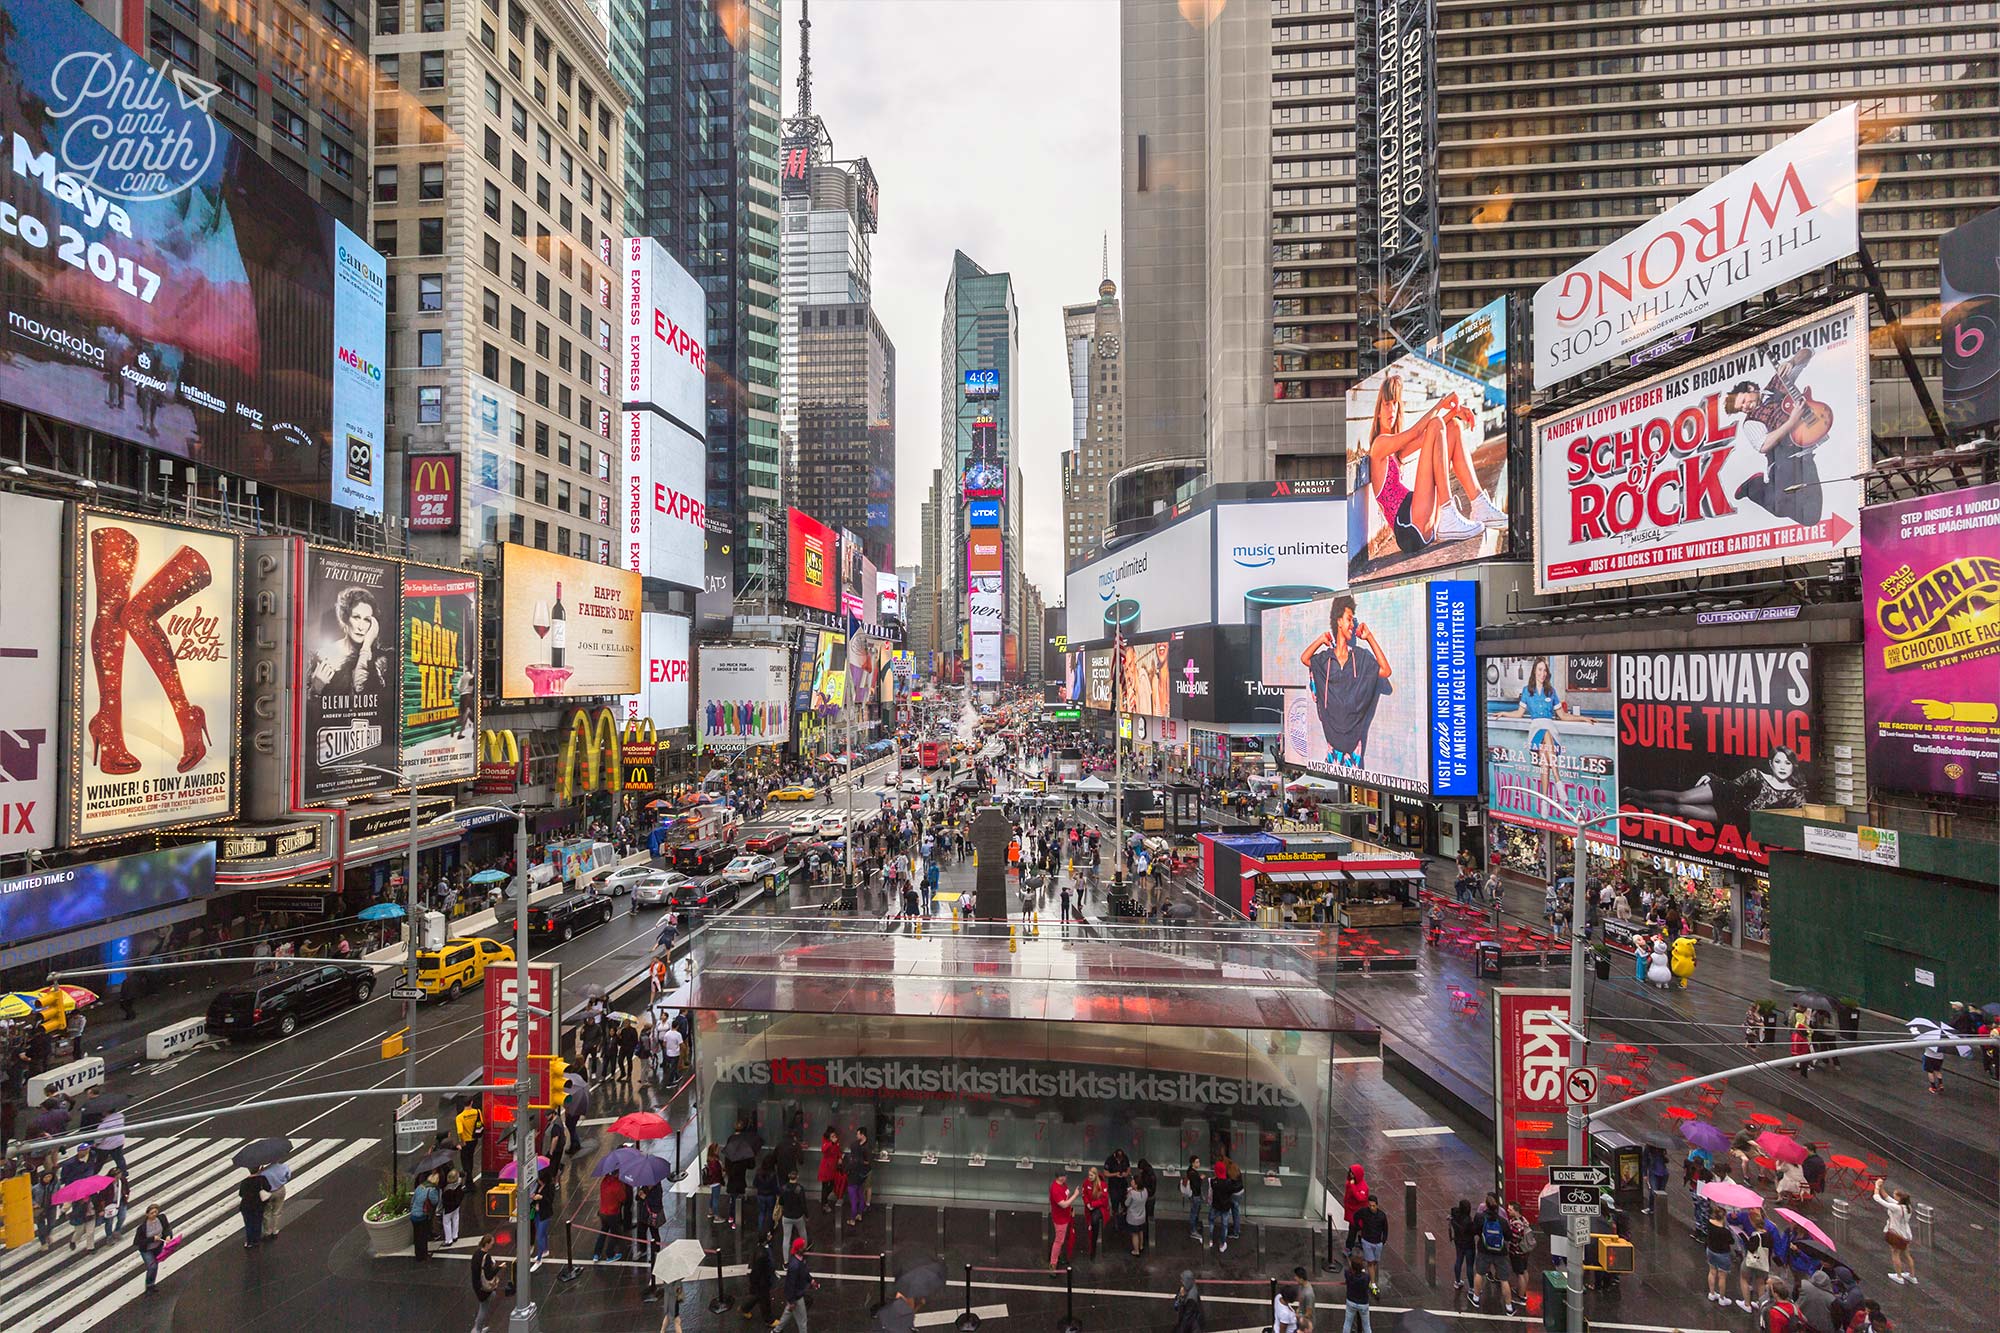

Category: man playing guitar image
[1722, 345, 1827, 527]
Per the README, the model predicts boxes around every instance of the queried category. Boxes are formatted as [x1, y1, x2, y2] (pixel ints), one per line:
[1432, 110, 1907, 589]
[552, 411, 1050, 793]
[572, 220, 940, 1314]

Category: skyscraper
[637, 0, 781, 593]
[1119, 0, 2000, 484]
[779, 1, 891, 568]
[940, 251, 1019, 682]
[1062, 273, 1124, 565]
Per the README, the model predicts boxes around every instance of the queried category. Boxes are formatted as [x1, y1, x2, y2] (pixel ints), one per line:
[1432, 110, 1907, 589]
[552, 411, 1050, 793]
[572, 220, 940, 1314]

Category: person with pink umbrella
[1728, 1206, 1776, 1311]
[1697, 1180, 1761, 1306]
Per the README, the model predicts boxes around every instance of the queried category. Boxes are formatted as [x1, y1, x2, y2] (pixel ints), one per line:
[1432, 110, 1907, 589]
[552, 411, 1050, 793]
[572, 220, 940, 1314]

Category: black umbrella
[581, 984, 608, 1000]
[1167, 902, 1197, 920]
[80, 1092, 131, 1118]
[1982, 1002, 2000, 1019]
[893, 1259, 948, 1305]
[875, 1299, 918, 1333]
[30, 1108, 68, 1137]
[413, 1149, 457, 1177]
[233, 1137, 293, 1171]
[1789, 990, 1836, 1013]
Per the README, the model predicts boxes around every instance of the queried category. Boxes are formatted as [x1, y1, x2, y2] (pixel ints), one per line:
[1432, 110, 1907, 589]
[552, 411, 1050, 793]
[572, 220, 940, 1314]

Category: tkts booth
[1197, 833, 1425, 928]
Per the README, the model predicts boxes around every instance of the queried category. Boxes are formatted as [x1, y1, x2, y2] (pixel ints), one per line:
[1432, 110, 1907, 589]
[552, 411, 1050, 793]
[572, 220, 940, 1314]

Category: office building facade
[791, 303, 896, 568]
[940, 252, 1021, 681]
[1061, 278, 1125, 565]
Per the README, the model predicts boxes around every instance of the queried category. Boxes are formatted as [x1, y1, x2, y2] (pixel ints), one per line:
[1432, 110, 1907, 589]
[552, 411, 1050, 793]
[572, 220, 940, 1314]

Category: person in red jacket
[817, 1126, 842, 1214]
[591, 1172, 627, 1261]
[1341, 1163, 1371, 1252]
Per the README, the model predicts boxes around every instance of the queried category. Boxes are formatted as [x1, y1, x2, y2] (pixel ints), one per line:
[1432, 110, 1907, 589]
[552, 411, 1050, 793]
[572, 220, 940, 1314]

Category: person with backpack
[1503, 1201, 1532, 1301]
[1172, 1270, 1205, 1333]
[1764, 1278, 1802, 1333]
[1471, 1194, 1514, 1314]
[1447, 1200, 1478, 1291]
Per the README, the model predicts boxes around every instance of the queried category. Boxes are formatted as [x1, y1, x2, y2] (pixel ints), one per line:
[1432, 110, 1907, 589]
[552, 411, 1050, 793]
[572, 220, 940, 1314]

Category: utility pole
[1111, 591, 1124, 891]
[508, 806, 536, 1332]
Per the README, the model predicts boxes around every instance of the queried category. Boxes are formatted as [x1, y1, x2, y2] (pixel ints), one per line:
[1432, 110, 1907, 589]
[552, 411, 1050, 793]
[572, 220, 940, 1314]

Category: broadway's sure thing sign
[401, 568, 478, 783]
[300, 549, 400, 803]
[1535, 298, 1868, 595]
[1533, 104, 1859, 389]
[71, 512, 239, 841]
[1861, 484, 2000, 798]
[1617, 650, 1816, 872]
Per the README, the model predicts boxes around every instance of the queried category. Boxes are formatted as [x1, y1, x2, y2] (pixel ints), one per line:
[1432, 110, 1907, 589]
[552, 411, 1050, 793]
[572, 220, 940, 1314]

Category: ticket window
[980, 1113, 1018, 1163]
[1228, 1119, 1262, 1172]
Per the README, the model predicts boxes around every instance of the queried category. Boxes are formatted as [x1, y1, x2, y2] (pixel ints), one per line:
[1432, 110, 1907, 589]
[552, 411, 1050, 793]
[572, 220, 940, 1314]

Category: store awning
[1348, 868, 1425, 885]
[1265, 870, 1336, 886]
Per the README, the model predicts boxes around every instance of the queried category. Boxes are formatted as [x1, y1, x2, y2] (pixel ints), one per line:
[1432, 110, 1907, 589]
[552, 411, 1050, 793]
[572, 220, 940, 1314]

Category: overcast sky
[779, 0, 1120, 601]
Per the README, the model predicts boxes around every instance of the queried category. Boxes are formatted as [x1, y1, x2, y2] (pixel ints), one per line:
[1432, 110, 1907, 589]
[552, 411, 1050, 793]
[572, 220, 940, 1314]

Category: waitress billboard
[1861, 485, 2000, 797]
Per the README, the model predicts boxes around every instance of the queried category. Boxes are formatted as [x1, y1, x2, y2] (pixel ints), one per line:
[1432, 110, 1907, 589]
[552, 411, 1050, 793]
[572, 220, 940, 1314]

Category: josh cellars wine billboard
[70, 511, 239, 840]
[498, 545, 640, 698]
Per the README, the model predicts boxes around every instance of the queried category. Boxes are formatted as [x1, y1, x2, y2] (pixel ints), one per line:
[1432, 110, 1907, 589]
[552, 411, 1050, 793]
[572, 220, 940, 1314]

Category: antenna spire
[1101, 232, 1108, 282]
[796, 0, 813, 118]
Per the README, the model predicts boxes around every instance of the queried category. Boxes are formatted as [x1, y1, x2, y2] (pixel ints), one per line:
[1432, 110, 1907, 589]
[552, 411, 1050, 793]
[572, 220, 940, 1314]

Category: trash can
[1540, 1269, 1569, 1331]
[1475, 941, 1503, 979]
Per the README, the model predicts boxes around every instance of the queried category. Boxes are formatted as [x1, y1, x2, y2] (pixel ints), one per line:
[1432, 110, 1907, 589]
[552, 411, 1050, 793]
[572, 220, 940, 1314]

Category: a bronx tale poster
[402, 567, 479, 782]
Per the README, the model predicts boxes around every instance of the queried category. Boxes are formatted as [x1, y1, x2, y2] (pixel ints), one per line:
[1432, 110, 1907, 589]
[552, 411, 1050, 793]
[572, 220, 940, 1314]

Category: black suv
[526, 890, 615, 942]
[666, 874, 738, 914]
[672, 839, 733, 875]
[207, 965, 376, 1040]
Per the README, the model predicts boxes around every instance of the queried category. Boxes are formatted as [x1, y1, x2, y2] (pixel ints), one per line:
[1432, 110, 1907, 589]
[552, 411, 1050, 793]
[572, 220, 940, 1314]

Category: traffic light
[546, 1055, 568, 1110]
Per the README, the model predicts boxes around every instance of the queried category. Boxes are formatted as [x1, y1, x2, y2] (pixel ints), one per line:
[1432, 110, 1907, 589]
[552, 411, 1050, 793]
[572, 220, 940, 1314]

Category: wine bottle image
[550, 580, 567, 669]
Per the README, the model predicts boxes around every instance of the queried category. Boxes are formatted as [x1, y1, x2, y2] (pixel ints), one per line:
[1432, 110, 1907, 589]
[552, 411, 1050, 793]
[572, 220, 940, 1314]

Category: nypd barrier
[145, 1016, 209, 1062]
[27, 1056, 105, 1105]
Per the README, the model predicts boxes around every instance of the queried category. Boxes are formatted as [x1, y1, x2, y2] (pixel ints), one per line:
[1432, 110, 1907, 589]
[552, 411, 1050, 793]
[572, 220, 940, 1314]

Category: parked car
[207, 965, 376, 1040]
[628, 870, 691, 908]
[816, 813, 848, 839]
[770, 784, 817, 802]
[743, 830, 791, 854]
[672, 839, 735, 875]
[415, 937, 515, 1001]
[789, 812, 823, 837]
[598, 864, 663, 896]
[525, 891, 615, 942]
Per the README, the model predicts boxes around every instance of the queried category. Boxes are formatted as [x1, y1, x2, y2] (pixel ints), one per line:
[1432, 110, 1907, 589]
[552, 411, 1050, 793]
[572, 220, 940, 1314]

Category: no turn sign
[1564, 1067, 1601, 1106]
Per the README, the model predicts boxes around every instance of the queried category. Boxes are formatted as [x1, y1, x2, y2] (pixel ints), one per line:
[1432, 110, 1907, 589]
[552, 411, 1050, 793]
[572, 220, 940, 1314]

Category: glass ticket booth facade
[699, 1012, 1333, 1219]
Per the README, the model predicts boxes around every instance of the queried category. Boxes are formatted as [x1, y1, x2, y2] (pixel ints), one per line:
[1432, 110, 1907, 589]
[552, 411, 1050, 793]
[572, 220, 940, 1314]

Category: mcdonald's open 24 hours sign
[407, 454, 460, 534]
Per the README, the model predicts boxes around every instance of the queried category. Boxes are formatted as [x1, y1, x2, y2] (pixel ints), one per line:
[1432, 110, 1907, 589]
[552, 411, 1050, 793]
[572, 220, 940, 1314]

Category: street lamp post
[1505, 787, 1694, 1333]
[1110, 587, 1125, 891]
[335, 763, 424, 1098]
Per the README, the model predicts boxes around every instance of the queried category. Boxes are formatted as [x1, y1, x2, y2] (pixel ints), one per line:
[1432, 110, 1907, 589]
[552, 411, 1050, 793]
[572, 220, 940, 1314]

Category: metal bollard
[885, 1201, 894, 1247]
[1423, 1231, 1437, 1288]
[1829, 1196, 1853, 1246]
[989, 1208, 998, 1255]
[938, 1204, 947, 1251]
[1404, 1179, 1417, 1231]
[1912, 1202, 1934, 1248]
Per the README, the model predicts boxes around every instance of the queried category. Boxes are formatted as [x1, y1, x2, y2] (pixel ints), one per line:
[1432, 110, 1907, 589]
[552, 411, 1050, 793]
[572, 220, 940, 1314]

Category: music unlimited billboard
[1534, 299, 1868, 595]
[0, 0, 387, 511]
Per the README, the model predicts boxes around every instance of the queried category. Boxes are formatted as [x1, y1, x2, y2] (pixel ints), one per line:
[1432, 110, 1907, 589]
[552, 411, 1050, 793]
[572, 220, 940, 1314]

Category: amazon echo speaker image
[1244, 585, 1332, 624]
[1102, 598, 1140, 637]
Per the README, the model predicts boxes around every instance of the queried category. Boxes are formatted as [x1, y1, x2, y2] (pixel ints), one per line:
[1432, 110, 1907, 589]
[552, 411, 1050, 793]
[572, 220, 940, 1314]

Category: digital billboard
[70, 511, 238, 840]
[698, 645, 790, 748]
[0, 495, 62, 853]
[1117, 640, 1171, 717]
[1861, 486, 2000, 797]
[1169, 626, 1284, 725]
[877, 571, 903, 622]
[622, 408, 706, 589]
[1616, 650, 1816, 872]
[0, 0, 387, 510]
[968, 497, 1001, 528]
[967, 533, 1003, 577]
[1084, 649, 1114, 710]
[401, 567, 478, 784]
[1064, 509, 1213, 647]
[0, 843, 214, 947]
[622, 237, 706, 435]
[963, 368, 999, 399]
[1532, 104, 1860, 390]
[300, 549, 400, 803]
[1266, 580, 1477, 797]
[1345, 297, 1510, 585]
[497, 545, 641, 698]
[970, 632, 1002, 684]
[1212, 498, 1348, 626]
[1941, 205, 2000, 430]
[963, 416, 1004, 497]
[630, 611, 691, 733]
[838, 528, 866, 621]
[1484, 654, 1618, 841]
[968, 575, 1003, 634]
[1534, 299, 1868, 596]
[698, 510, 735, 634]
[785, 508, 838, 613]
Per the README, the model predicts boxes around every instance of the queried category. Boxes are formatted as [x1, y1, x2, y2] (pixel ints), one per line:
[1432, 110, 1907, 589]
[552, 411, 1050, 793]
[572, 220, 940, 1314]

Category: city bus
[919, 740, 943, 770]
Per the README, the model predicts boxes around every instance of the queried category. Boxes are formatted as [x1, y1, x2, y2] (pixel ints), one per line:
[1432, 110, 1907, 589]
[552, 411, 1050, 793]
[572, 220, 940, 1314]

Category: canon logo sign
[653, 310, 705, 373]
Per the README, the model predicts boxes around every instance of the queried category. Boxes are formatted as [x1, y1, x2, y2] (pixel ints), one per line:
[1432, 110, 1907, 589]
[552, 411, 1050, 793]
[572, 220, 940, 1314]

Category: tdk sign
[968, 498, 1001, 528]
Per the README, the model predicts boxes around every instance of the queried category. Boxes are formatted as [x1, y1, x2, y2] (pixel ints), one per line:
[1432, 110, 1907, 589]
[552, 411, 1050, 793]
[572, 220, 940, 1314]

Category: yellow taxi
[769, 784, 818, 801]
[415, 936, 515, 1000]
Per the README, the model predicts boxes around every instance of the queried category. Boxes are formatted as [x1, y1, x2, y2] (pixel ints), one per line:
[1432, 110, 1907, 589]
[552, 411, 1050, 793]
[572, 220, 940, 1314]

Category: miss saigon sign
[1533, 105, 1859, 390]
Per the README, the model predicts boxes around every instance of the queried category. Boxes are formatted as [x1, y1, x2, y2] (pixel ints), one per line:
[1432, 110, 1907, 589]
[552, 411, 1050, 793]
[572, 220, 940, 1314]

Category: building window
[374, 165, 398, 202]
[418, 217, 444, 255]
[420, 0, 444, 31]
[511, 203, 527, 238]
[556, 479, 571, 512]
[512, 101, 528, 139]
[272, 107, 306, 146]
[419, 273, 444, 312]
[533, 520, 548, 550]
[509, 514, 525, 544]
[418, 385, 443, 422]
[557, 527, 571, 556]
[510, 256, 527, 292]
[374, 221, 396, 256]
[484, 181, 501, 221]
[420, 50, 445, 87]
[533, 371, 549, 406]
[509, 358, 525, 392]
[534, 421, 550, 455]
[482, 342, 500, 378]
[509, 306, 526, 342]
[534, 323, 549, 357]
[376, 109, 398, 147]
[483, 127, 500, 167]
[479, 19, 494, 49]
[376, 0, 399, 34]
[483, 289, 500, 327]
[483, 235, 501, 273]
[533, 470, 549, 504]
[418, 330, 443, 366]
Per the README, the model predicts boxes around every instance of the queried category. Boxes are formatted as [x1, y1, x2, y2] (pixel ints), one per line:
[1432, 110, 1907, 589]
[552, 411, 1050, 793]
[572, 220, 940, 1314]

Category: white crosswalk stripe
[0, 1135, 372, 1333]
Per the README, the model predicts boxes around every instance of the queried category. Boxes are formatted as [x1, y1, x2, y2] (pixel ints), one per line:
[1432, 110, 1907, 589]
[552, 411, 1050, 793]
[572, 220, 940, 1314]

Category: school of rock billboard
[1615, 649, 1816, 872]
[1534, 299, 1868, 596]
[69, 511, 239, 841]
[1861, 485, 2000, 798]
